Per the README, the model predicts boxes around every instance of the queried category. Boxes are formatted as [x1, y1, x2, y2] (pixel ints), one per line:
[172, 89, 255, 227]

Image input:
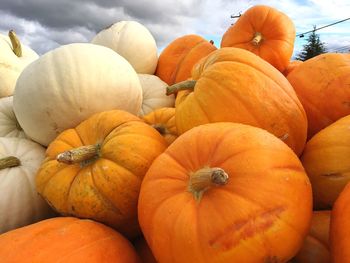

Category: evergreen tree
[296, 26, 327, 61]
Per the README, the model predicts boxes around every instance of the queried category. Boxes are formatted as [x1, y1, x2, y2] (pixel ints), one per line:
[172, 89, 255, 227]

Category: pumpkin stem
[0, 156, 21, 170]
[166, 80, 196, 96]
[152, 124, 167, 135]
[188, 167, 229, 201]
[8, 30, 22, 57]
[57, 144, 101, 165]
[252, 32, 263, 46]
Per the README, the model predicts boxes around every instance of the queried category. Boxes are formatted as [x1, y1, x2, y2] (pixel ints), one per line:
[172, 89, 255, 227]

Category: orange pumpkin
[300, 114, 350, 209]
[0, 217, 141, 263]
[283, 60, 303, 77]
[170, 47, 307, 156]
[287, 53, 350, 138]
[292, 211, 330, 263]
[142, 107, 177, 145]
[133, 236, 157, 263]
[138, 122, 312, 263]
[330, 182, 350, 263]
[155, 34, 217, 85]
[221, 5, 295, 72]
[36, 110, 167, 238]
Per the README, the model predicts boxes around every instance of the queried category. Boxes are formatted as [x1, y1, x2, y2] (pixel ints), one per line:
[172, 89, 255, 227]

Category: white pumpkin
[0, 137, 55, 233]
[13, 43, 142, 146]
[91, 21, 158, 74]
[0, 30, 38, 98]
[138, 74, 175, 116]
[0, 96, 27, 138]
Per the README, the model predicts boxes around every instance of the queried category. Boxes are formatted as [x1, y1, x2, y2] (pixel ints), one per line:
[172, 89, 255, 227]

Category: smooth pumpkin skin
[13, 43, 142, 146]
[0, 32, 38, 98]
[287, 53, 350, 139]
[142, 107, 177, 146]
[221, 5, 295, 72]
[175, 47, 307, 156]
[0, 217, 141, 263]
[0, 137, 55, 233]
[155, 34, 217, 85]
[138, 122, 312, 263]
[291, 211, 330, 263]
[300, 115, 350, 209]
[330, 182, 350, 263]
[283, 60, 303, 77]
[138, 74, 175, 116]
[92, 21, 158, 74]
[36, 110, 167, 238]
[0, 96, 27, 138]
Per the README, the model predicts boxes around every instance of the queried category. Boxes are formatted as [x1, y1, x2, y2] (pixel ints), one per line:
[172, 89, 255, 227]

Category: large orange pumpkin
[155, 34, 216, 85]
[170, 47, 307, 155]
[300, 114, 350, 209]
[36, 110, 167, 238]
[330, 182, 350, 263]
[142, 107, 177, 146]
[221, 5, 295, 72]
[138, 122, 312, 263]
[287, 53, 350, 138]
[0, 217, 141, 263]
[292, 211, 330, 263]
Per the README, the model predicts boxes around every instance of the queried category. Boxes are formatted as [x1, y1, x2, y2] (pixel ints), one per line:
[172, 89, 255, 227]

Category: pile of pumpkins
[0, 4, 350, 263]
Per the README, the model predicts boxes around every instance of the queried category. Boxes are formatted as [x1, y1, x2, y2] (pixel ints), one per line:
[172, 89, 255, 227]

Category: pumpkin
[138, 122, 312, 263]
[13, 43, 142, 146]
[291, 211, 330, 263]
[221, 5, 295, 72]
[0, 217, 141, 263]
[330, 182, 350, 263]
[287, 53, 350, 138]
[300, 114, 350, 209]
[138, 74, 175, 116]
[283, 60, 303, 77]
[0, 137, 55, 233]
[91, 21, 158, 74]
[36, 110, 167, 238]
[142, 107, 177, 145]
[0, 96, 27, 138]
[133, 236, 157, 263]
[170, 47, 307, 156]
[0, 30, 38, 98]
[155, 34, 217, 85]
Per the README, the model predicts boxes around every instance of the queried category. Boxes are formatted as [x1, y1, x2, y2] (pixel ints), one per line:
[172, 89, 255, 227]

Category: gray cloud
[0, 0, 208, 54]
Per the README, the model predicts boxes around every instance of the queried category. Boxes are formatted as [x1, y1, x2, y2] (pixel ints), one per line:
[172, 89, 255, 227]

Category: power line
[297, 17, 350, 37]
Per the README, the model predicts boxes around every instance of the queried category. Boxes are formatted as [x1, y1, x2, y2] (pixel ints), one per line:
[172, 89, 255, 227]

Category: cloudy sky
[1, 0, 350, 58]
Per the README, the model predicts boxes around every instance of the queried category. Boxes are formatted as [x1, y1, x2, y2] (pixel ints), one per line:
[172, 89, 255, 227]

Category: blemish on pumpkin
[209, 206, 285, 250]
[321, 172, 343, 178]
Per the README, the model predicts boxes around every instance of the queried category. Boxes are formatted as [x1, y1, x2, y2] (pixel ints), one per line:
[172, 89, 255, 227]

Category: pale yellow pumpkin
[92, 21, 158, 74]
[13, 43, 142, 146]
[138, 74, 175, 116]
[0, 96, 27, 138]
[0, 30, 38, 98]
[0, 137, 55, 233]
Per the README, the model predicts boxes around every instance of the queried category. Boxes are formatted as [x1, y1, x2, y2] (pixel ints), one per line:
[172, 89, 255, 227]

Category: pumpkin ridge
[196, 70, 265, 128]
[65, 166, 84, 213]
[171, 39, 205, 84]
[90, 165, 123, 216]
